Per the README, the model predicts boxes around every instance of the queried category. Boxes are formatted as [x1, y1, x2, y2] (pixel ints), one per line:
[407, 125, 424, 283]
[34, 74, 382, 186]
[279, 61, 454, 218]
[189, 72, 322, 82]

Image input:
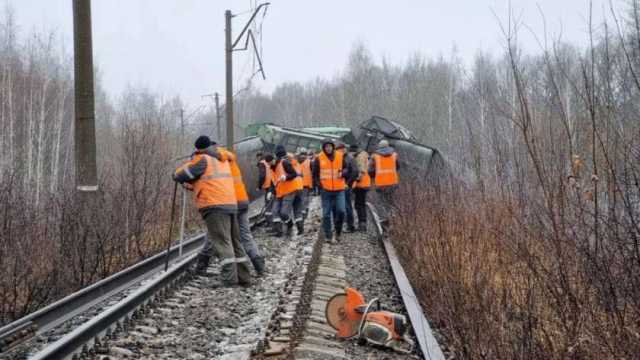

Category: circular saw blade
[325, 293, 347, 331]
[325, 293, 361, 338]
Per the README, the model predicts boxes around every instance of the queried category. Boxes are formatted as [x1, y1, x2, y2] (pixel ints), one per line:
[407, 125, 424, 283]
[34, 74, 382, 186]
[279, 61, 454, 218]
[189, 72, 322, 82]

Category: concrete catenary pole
[73, 0, 98, 192]
[224, 10, 234, 149]
[224, 3, 269, 150]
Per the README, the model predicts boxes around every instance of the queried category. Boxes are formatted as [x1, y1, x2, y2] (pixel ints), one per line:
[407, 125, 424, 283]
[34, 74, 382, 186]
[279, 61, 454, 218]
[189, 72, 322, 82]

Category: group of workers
[256, 137, 399, 244]
[173, 135, 399, 288]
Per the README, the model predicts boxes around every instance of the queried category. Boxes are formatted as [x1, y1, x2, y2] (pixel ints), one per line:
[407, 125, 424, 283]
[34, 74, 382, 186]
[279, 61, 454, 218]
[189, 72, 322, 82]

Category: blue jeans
[321, 190, 345, 239]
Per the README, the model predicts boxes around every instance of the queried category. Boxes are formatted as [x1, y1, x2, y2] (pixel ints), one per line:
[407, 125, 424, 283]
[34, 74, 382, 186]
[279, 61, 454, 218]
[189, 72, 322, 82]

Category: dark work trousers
[202, 212, 252, 286]
[275, 190, 304, 225]
[301, 188, 311, 219]
[263, 189, 275, 223]
[353, 187, 368, 225]
[344, 188, 355, 229]
[321, 190, 346, 239]
[237, 207, 261, 261]
[375, 186, 398, 221]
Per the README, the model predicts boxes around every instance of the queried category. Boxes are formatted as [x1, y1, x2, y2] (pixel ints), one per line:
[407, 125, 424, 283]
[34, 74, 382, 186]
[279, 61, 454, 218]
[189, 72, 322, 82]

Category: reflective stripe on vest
[318, 151, 345, 191]
[301, 158, 312, 189]
[275, 156, 303, 198]
[260, 160, 273, 189]
[191, 154, 237, 210]
[373, 152, 399, 187]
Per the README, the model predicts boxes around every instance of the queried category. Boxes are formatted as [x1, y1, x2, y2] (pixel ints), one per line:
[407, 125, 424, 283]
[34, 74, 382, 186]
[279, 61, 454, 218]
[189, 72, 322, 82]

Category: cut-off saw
[325, 287, 414, 354]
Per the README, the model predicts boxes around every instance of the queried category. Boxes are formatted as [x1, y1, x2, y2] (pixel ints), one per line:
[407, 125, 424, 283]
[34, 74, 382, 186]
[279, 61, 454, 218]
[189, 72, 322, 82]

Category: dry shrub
[390, 178, 640, 359]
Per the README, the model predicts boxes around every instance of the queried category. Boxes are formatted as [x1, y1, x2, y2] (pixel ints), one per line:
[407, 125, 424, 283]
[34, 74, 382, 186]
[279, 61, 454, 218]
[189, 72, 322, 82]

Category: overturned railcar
[354, 116, 451, 185]
[234, 118, 454, 200]
[233, 124, 343, 200]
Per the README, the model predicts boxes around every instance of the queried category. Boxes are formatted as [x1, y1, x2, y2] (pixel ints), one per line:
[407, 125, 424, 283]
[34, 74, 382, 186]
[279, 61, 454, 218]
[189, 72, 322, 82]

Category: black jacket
[275, 155, 299, 182]
[257, 161, 268, 189]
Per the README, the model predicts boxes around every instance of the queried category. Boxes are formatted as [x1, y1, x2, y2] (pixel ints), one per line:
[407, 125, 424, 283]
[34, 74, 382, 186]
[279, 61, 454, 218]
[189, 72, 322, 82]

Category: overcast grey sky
[7, 0, 620, 107]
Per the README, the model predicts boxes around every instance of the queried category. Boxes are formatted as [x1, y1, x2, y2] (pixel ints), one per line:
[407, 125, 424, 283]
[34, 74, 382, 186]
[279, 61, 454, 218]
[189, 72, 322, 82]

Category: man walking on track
[173, 136, 252, 287]
[297, 148, 313, 220]
[257, 153, 277, 234]
[312, 139, 351, 244]
[335, 142, 358, 233]
[273, 145, 305, 237]
[219, 147, 266, 276]
[369, 139, 400, 207]
[350, 144, 371, 231]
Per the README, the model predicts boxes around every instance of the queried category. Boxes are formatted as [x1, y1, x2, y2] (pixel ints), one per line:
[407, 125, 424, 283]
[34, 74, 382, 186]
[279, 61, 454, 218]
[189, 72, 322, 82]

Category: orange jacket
[175, 152, 237, 212]
[372, 152, 399, 187]
[219, 147, 250, 209]
[317, 151, 346, 191]
[275, 155, 303, 198]
[301, 158, 313, 189]
[259, 159, 273, 190]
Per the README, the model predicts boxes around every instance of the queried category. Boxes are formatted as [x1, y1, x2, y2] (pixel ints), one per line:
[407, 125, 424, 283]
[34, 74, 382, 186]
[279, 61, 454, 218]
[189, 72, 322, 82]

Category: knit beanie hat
[195, 135, 215, 150]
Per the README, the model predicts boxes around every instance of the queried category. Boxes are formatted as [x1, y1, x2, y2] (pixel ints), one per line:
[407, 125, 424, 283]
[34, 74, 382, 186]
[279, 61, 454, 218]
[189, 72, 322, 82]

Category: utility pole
[73, 0, 98, 192]
[225, 10, 233, 149]
[224, 3, 269, 150]
[214, 93, 221, 141]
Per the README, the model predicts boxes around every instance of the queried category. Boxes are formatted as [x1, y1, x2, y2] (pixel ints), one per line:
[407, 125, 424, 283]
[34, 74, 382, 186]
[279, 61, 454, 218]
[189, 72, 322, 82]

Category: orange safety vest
[318, 151, 345, 191]
[352, 151, 371, 189]
[301, 158, 312, 189]
[260, 159, 273, 190]
[219, 148, 249, 207]
[177, 153, 237, 211]
[373, 152, 399, 187]
[275, 156, 304, 198]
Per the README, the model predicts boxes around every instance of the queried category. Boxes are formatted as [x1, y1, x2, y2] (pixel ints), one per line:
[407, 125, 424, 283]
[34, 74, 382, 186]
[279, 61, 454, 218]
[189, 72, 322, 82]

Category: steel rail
[366, 202, 446, 360]
[0, 234, 205, 352]
[0, 198, 265, 356]
[31, 253, 197, 360]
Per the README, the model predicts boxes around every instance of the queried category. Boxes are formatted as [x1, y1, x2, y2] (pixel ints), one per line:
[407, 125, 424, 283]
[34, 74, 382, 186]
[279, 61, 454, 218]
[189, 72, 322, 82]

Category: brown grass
[390, 180, 640, 359]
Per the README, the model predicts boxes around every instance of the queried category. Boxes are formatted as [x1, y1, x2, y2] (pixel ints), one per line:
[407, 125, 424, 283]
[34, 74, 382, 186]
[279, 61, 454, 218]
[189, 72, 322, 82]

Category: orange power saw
[325, 287, 414, 354]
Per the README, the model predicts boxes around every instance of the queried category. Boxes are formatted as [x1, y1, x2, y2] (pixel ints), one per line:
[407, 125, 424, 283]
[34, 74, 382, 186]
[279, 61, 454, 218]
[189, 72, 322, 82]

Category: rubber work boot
[286, 220, 294, 236]
[296, 221, 304, 235]
[267, 222, 279, 235]
[251, 256, 266, 277]
[194, 254, 210, 275]
[274, 222, 284, 238]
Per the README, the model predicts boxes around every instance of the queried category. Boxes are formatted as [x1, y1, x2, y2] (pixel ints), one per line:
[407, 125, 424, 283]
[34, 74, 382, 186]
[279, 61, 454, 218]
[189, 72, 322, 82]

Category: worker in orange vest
[350, 144, 371, 231]
[335, 143, 358, 233]
[257, 152, 276, 232]
[273, 145, 304, 237]
[368, 139, 400, 207]
[312, 139, 352, 244]
[297, 148, 313, 220]
[173, 136, 251, 287]
[219, 147, 266, 276]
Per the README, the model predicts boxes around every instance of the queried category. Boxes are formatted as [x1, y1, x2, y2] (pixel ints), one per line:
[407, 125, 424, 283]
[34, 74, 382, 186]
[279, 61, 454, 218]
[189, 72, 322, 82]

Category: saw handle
[357, 298, 380, 339]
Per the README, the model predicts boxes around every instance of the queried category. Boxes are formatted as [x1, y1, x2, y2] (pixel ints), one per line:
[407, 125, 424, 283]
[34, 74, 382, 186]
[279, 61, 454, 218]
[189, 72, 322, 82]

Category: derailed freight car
[234, 117, 458, 200]
[353, 116, 453, 186]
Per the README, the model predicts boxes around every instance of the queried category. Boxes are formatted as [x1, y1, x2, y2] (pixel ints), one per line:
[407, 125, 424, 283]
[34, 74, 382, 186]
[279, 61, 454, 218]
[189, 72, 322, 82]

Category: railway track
[0, 197, 446, 360]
